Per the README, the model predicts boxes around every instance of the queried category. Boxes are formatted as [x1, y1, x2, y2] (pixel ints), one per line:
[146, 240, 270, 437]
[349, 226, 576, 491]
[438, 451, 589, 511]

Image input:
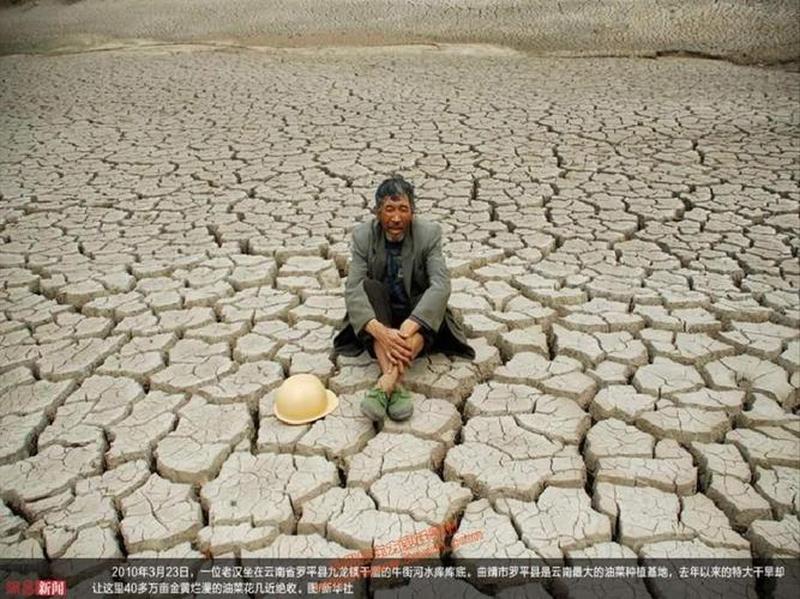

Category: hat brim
[273, 389, 339, 425]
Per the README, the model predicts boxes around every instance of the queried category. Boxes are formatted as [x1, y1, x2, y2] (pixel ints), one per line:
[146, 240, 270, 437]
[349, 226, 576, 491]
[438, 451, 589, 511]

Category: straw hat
[273, 374, 339, 425]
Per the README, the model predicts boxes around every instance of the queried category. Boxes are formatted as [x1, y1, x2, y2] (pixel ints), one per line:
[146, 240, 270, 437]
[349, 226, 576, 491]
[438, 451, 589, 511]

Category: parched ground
[0, 44, 799, 594]
[0, 0, 798, 64]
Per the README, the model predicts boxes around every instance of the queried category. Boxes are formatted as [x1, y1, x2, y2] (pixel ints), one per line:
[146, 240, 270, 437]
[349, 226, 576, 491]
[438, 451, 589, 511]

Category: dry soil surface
[0, 0, 798, 64]
[0, 40, 798, 595]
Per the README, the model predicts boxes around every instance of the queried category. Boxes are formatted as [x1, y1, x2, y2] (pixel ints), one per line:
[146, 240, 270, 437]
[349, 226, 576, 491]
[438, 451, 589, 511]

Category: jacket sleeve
[344, 227, 376, 336]
[411, 225, 450, 332]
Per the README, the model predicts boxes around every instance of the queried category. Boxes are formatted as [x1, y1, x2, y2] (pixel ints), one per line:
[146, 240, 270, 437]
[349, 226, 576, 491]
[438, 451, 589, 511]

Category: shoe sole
[360, 403, 386, 422]
[387, 408, 414, 421]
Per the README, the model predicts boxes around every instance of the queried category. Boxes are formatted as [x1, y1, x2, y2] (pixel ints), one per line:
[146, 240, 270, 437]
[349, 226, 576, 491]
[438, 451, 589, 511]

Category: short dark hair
[374, 176, 415, 211]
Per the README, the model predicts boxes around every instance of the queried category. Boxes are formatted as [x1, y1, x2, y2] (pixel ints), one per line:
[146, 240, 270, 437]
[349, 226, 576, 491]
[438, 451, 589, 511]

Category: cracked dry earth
[0, 45, 799, 595]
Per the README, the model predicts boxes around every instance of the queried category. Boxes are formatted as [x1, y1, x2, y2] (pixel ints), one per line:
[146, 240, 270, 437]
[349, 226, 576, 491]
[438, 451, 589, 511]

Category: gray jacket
[333, 217, 474, 359]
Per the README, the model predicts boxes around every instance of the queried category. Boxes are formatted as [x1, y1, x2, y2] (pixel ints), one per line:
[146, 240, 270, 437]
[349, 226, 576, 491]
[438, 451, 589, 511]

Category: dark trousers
[361, 279, 434, 357]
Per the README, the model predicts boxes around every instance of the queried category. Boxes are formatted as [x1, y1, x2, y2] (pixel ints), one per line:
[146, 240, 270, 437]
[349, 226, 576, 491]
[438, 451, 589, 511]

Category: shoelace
[367, 387, 389, 408]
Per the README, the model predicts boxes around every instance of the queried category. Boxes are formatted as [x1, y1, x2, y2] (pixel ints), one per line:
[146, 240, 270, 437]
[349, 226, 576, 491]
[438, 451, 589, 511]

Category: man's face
[377, 194, 413, 242]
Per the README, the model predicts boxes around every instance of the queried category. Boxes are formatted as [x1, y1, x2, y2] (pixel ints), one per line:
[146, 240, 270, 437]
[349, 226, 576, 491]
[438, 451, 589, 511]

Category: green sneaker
[387, 386, 414, 421]
[361, 387, 389, 422]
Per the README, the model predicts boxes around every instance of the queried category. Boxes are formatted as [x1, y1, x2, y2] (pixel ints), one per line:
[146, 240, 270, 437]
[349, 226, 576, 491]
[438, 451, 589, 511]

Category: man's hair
[374, 175, 415, 211]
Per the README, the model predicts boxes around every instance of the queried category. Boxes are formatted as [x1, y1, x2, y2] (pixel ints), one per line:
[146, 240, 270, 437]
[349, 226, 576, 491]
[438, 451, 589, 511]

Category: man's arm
[410, 225, 450, 332]
[344, 227, 376, 336]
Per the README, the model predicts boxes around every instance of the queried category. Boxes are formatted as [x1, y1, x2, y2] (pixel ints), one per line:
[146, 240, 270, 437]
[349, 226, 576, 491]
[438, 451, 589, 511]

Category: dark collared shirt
[385, 238, 408, 311]
[384, 236, 432, 334]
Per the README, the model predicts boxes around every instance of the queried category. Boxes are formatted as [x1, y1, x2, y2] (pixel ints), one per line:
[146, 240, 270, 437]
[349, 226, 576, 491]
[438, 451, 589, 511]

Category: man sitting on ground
[333, 175, 475, 422]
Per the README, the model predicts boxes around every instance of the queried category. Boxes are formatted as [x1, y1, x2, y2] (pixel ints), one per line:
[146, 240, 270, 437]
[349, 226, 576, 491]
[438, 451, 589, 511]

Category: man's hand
[366, 320, 412, 369]
[396, 320, 423, 375]
[398, 319, 420, 339]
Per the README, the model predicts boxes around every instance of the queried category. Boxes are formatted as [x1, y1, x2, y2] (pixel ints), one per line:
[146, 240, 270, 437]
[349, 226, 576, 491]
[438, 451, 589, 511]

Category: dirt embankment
[0, 0, 798, 65]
